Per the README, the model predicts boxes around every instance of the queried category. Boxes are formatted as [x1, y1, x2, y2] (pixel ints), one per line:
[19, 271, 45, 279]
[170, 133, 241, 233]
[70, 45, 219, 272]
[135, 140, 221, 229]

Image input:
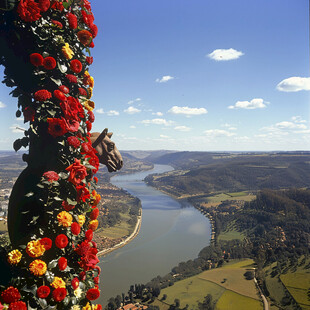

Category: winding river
[98, 164, 211, 305]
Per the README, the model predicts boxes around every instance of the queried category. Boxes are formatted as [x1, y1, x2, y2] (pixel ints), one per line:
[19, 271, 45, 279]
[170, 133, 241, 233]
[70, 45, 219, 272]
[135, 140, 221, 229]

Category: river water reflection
[98, 165, 211, 305]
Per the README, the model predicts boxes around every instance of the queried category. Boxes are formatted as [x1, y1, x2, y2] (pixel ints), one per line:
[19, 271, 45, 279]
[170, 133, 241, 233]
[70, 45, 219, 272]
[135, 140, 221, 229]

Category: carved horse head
[90, 129, 123, 172]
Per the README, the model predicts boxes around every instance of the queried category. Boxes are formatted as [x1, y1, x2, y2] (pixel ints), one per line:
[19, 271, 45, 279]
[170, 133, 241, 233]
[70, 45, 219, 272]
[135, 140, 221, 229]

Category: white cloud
[141, 118, 174, 126]
[168, 106, 208, 116]
[128, 98, 141, 105]
[276, 77, 310, 92]
[107, 110, 119, 116]
[0, 101, 6, 108]
[10, 124, 26, 133]
[291, 116, 306, 123]
[155, 75, 174, 83]
[129, 125, 136, 129]
[275, 121, 307, 130]
[96, 108, 104, 114]
[174, 126, 191, 132]
[207, 48, 244, 61]
[152, 112, 163, 116]
[160, 134, 170, 138]
[204, 129, 236, 137]
[228, 98, 268, 110]
[124, 106, 141, 114]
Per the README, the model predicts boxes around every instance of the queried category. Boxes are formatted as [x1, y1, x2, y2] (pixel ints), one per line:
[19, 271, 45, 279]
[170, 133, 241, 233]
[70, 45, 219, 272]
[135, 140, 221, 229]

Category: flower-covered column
[0, 0, 104, 309]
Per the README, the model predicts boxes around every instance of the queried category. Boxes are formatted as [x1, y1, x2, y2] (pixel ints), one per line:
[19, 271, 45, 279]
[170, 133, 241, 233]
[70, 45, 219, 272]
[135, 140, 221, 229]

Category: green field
[216, 290, 263, 310]
[280, 272, 310, 308]
[206, 192, 256, 203]
[218, 229, 245, 241]
[96, 212, 132, 239]
[158, 259, 262, 310]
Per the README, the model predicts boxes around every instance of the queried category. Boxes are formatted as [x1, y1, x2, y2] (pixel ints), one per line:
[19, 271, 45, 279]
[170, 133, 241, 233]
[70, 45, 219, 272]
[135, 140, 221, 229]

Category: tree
[244, 270, 255, 280]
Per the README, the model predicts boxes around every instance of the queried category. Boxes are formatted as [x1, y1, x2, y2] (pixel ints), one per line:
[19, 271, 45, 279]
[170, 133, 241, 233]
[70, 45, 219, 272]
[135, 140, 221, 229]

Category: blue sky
[0, 0, 309, 151]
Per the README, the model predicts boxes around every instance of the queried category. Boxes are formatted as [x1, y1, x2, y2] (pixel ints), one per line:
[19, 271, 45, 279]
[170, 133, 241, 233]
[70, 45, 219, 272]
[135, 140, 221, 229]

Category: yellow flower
[82, 303, 92, 310]
[51, 276, 66, 289]
[7, 249, 22, 265]
[26, 240, 45, 257]
[62, 43, 74, 59]
[57, 211, 73, 227]
[88, 219, 99, 231]
[89, 76, 94, 88]
[92, 305, 102, 310]
[78, 215, 85, 227]
[87, 87, 93, 99]
[71, 306, 80, 310]
[74, 287, 82, 298]
[83, 100, 95, 112]
[29, 259, 47, 276]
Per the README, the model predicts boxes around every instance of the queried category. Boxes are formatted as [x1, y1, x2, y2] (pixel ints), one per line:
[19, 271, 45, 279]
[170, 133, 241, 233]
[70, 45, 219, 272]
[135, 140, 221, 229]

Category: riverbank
[97, 211, 142, 257]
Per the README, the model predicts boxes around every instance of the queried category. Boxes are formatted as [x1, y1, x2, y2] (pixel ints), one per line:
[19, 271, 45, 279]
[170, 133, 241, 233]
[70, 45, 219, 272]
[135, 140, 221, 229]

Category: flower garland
[0, 0, 103, 309]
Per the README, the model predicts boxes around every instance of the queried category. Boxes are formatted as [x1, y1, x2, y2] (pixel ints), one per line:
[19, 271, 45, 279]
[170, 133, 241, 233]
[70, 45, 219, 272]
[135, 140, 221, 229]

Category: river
[98, 164, 211, 305]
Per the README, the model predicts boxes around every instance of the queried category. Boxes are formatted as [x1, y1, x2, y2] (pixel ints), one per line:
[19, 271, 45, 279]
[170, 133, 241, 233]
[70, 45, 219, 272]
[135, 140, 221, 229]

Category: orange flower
[26, 240, 45, 257]
[78, 215, 85, 227]
[29, 260, 47, 276]
[77, 30, 92, 46]
[7, 249, 22, 265]
[83, 100, 95, 112]
[91, 190, 101, 206]
[51, 277, 66, 289]
[88, 220, 98, 231]
[57, 211, 73, 227]
[87, 87, 93, 99]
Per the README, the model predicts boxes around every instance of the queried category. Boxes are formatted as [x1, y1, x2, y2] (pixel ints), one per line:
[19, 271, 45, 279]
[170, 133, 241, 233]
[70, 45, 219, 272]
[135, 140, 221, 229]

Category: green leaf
[63, 297, 70, 306]
[45, 271, 54, 283]
[48, 260, 58, 269]
[54, 197, 62, 201]
[13, 139, 22, 152]
[50, 77, 62, 86]
[38, 298, 47, 308]
[37, 184, 44, 188]
[25, 192, 34, 197]
[66, 198, 77, 205]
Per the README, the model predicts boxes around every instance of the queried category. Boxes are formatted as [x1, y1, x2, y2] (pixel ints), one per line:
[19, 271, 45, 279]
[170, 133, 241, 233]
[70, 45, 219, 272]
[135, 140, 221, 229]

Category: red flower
[62, 200, 75, 211]
[59, 85, 70, 94]
[53, 89, 66, 101]
[94, 276, 99, 284]
[8, 301, 27, 310]
[86, 56, 93, 65]
[47, 118, 68, 137]
[75, 240, 91, 256]
[79, 271, 86, 281]
[71, 278, 79, 290]
[40, 237, 52, 250]
[66, 74, 78, 83]
[43, 57, 56, 70]
[89, 41, 95, 48]
[23, 106, 35, 122]
[50, 1, 63, 11]
[94, 265, 101, 275]
[38, 0, 50, 12]
[85, 229, 93, 241]
[79, 88, 87, 97]
[34, 89, 52, 101]
[43, 170, 59, 182]
[79, 247, 99, 271]
[52, 288, 67, 302]
[71, 222, 81, 235]
[70, 59, 82, 73]
[66, 159, 87, 186]
[51, 19, 62, 28]
[94, 176, 98, 183]
[37, 286, 50, 299]
[17, 0, 41, 22]
[55, 234, 68, 249]
[67, 13, 77, 29]
[77, 30, 92, 46]
[30, 53, 43, 66]
[77, 185, 90, 202]
[86, 288, 100, 301]
[58, 257, 67, 270]
[86, 154, 99, 174]
[67, 136, 80, 148]
[88, 110, 95, 123]
[1, 287, 21, 304]
[86, 121, 92, 132]
[90, 24, 98, 38]
[90, 208, 99, 220]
